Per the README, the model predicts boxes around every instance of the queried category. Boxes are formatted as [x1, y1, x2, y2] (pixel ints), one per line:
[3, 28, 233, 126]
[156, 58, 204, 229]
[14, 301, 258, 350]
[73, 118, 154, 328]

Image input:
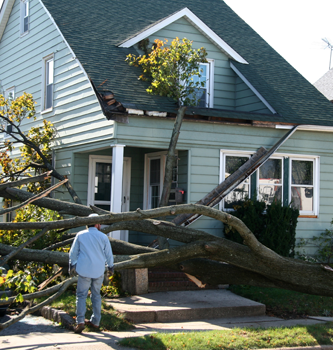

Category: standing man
[69, 213, 114, 333]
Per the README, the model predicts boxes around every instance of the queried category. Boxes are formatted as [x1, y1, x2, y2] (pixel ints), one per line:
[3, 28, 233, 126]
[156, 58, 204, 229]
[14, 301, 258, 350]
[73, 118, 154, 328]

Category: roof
[38, 0, 333, 126]
[314, 69, 333, 102]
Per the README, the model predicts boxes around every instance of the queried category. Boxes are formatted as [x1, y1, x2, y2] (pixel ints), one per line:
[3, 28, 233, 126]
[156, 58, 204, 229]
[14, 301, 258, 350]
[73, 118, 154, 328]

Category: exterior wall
[0, 0, 114, 171]
[146, 17, 270, 113]
[116, 116, 333, 245]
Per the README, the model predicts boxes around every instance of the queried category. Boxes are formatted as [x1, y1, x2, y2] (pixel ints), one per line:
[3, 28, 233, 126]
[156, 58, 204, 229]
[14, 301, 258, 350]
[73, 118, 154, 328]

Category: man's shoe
[85, 320, 99, 329]
[74, 323, 85, 333]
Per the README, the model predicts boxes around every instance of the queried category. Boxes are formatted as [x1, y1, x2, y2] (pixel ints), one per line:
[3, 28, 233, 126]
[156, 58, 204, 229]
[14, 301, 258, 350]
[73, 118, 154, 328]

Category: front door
[87, 155, 131, 241]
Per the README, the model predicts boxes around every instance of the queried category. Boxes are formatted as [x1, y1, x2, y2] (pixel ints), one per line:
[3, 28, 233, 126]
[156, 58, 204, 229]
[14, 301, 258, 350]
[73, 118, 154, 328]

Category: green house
[1, 0, 333, 248]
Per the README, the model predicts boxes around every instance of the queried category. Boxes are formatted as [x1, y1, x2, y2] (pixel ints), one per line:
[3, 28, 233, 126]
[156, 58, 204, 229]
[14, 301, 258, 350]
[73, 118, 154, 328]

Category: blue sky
[1, 0, 332, 83]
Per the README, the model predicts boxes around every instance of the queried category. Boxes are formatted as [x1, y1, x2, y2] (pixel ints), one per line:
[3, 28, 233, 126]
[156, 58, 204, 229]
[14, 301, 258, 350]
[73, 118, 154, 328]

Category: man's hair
[87, 213, 99, 228]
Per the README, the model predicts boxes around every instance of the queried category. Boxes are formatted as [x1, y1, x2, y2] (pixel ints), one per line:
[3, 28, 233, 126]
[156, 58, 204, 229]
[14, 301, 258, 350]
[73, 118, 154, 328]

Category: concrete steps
[105, 289, 266, 324]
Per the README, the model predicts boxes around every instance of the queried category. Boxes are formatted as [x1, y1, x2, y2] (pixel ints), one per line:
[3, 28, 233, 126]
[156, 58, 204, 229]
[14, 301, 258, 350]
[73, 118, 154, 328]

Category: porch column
[110, 144, 125, 240]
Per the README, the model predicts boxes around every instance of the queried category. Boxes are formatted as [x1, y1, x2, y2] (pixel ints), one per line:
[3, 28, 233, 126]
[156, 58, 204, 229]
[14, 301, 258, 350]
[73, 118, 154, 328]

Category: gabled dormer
[119, 7, 275, 115]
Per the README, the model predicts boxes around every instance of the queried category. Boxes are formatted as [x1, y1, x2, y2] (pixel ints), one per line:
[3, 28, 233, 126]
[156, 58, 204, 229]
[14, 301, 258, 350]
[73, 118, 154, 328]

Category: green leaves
[126, 37, 207, 106]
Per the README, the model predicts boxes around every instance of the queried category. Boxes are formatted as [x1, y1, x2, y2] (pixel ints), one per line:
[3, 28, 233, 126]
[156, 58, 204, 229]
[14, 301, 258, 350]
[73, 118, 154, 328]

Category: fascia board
[276, 124, 333, 132]
[119, 7, 248, 64]
[0, 0, 15, 41]
[230, 62, 277, 114]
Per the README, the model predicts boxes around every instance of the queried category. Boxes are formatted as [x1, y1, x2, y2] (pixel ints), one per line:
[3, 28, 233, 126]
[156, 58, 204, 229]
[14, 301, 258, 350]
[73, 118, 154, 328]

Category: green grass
[229, 285, 333, 318]
[119, 323, 333, 349]
[40, 290, 133, 331]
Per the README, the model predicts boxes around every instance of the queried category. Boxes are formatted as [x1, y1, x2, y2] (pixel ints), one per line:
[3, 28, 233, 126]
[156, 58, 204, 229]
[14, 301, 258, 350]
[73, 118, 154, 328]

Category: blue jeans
[76, 274, 104, 326]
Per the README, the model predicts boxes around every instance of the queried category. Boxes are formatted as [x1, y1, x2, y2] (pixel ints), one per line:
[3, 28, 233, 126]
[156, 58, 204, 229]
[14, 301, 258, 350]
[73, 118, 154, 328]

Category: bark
[158, 105, 187, 249]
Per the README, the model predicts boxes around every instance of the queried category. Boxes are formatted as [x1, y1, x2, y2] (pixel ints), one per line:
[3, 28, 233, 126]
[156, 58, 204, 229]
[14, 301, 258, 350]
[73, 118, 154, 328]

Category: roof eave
[0, 0, 15, 41]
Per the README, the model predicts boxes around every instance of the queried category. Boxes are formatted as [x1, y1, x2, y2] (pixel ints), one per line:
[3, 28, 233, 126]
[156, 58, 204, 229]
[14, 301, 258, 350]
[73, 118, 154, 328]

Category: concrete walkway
[1, 290, 333, 350]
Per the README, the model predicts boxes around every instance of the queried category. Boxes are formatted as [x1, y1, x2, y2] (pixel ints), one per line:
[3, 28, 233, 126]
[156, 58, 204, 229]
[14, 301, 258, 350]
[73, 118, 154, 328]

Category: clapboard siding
[0, 0, 114, 159]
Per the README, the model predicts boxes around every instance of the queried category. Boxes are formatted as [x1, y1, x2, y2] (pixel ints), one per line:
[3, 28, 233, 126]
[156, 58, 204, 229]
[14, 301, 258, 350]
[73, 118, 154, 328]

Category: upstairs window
[187, 60, 214, 108]
[20, 0, 29, 35]
[42, 54, 54, 111]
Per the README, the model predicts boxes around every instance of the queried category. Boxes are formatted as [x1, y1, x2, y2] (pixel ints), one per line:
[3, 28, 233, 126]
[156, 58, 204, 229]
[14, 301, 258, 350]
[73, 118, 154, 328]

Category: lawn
[118, 286, 333, 349]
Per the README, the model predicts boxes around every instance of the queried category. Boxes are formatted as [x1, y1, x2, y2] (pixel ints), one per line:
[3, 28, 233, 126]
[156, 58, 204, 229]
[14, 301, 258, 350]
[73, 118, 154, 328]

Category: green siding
[0, 0, 115, 160]
[146, 17, 270, 113]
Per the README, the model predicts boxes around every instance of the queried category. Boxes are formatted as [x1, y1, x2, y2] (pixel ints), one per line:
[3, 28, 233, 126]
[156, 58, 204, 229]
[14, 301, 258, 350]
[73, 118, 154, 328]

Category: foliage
[0, 92, 56, 192]
[119, 323, 333, 349]
[224, 199, 299, 257]
[297, 218, 333, 264]
[101, 271, 125, 297]
[126, 37, 208, 106]
[3, 269, 37, 302]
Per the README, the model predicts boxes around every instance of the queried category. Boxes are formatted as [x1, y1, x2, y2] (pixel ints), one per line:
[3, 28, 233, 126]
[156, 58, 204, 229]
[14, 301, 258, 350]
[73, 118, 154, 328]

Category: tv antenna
[322, 38, 333, 70]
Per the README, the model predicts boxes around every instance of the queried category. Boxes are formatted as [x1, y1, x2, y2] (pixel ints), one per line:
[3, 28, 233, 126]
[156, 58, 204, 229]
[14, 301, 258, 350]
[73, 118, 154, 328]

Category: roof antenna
[322, 38, 333, 70]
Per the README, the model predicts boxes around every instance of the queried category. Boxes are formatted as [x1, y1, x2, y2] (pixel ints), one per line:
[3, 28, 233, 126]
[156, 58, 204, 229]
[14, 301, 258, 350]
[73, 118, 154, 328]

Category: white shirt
[69, 227, 114, 278]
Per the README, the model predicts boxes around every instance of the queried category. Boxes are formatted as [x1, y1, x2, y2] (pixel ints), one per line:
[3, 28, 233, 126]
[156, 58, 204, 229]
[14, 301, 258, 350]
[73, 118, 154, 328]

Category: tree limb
[0, 178, 68, 216]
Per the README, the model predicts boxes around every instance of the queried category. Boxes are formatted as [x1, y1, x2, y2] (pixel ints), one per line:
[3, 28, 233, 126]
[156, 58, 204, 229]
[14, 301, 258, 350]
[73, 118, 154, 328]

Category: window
[188, 59, 214, 108]
[221, 152, 251, 209]
[20, 0, 29, 35]
[144, 151, 178, 209]
[42, 55, 54, 111]
[258, 158, 283, 206]
[220, 150, 319, 216]
[290, 158, 318, 215]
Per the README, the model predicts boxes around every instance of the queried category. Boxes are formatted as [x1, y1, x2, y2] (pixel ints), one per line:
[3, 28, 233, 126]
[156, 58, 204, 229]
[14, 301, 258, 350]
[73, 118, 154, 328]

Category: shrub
[224, 199, 299, 257]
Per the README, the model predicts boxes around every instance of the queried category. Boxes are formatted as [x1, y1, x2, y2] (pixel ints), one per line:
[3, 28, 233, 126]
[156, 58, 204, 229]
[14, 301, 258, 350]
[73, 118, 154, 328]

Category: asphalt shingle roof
[41, 0, 333, 126]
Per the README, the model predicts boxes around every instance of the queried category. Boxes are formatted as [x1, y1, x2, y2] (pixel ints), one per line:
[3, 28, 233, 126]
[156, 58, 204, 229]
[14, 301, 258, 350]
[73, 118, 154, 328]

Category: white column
[110, 144, 125, 240]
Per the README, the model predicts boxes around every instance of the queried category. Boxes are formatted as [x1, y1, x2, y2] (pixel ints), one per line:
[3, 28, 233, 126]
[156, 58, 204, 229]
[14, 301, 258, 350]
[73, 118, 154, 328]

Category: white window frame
[41, 54, 54, 113]
[195, 59, 214, 108]
[257, 156, 284, 206]
[220, 149, 320, 216]
[220, 150, 252, 211]
[289, 155, 320, 216]
[20, 0, 29, 36]
[143, 151, 168, 209]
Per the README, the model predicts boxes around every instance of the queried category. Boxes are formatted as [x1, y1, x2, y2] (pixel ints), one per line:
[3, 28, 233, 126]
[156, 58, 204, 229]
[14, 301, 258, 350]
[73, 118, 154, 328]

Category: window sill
[298, 215, 318, 218]
[20, 31, 29, 38]
[41, 107, 53, 115]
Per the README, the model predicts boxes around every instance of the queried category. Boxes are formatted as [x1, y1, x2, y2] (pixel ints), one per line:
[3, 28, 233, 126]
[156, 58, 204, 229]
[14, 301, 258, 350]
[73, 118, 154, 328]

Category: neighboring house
[314, 69, 333, 103]
[1, 0, 333, 249]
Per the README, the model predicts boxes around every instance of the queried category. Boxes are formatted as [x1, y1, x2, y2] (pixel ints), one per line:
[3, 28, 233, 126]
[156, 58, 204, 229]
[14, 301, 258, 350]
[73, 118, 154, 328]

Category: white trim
[0, 0, 16, 41]
[276, 124, 333, 133]
[230, 62, 277, 114]
[143, 151, 167, 209]
[20, 0, 29, 36]
[3, 86, 15, 138]
[87, 153, 131, 241]
[220, 150, 251, 211]
[119, 7, 248, 64]
[41, 53, 54, 112]
[289, 156, 320, 216]
[219, 149, 320, 216]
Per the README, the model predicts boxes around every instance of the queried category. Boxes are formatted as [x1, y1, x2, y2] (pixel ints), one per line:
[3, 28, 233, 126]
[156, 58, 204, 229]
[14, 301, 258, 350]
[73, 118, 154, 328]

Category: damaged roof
[41, 0, 333, 126]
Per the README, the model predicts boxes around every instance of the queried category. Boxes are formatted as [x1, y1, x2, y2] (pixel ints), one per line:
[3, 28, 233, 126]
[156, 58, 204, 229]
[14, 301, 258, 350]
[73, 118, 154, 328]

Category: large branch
[0, 178, 68, 216]
[0, 171, 52, 190]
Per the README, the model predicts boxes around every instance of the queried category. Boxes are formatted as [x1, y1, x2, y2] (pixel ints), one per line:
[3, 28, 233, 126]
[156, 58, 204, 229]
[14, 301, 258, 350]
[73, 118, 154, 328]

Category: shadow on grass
[305, 321, 333, 346]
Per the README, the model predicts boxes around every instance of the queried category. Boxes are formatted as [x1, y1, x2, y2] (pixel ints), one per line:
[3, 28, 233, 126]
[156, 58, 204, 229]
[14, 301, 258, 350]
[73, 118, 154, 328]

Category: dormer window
[20, 0, 29, 35]
[190, 59, 214, 108]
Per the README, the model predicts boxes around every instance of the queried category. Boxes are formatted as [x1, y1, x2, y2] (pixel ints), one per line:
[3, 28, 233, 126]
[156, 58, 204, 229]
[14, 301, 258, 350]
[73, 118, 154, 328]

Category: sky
[224, 0, 333, 83]
[0, 0, 332, 83]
